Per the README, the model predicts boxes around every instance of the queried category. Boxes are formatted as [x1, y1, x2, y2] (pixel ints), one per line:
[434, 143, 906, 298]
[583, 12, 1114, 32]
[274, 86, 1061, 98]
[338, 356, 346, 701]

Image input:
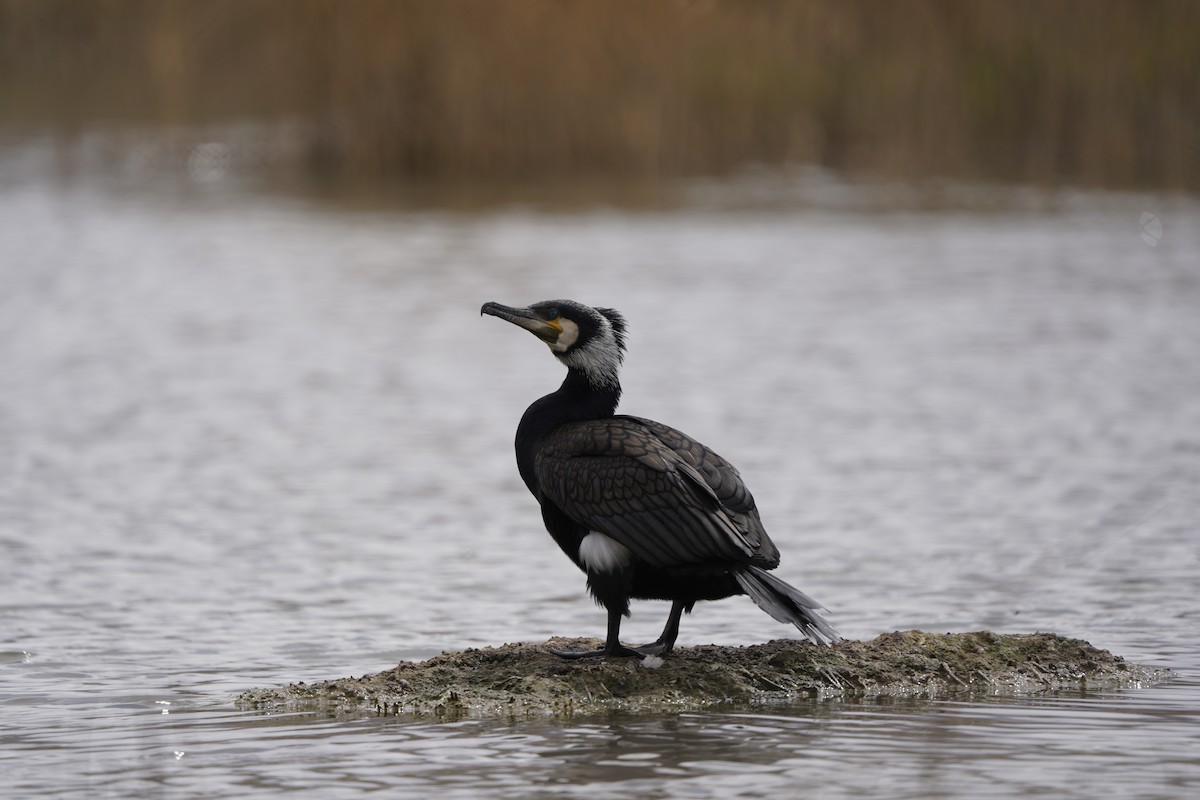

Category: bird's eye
[546, 308, 559, 320]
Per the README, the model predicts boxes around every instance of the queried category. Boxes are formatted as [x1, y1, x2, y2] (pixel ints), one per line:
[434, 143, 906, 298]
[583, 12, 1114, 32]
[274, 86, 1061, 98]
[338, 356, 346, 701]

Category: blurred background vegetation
[1, 0, 1196, 194]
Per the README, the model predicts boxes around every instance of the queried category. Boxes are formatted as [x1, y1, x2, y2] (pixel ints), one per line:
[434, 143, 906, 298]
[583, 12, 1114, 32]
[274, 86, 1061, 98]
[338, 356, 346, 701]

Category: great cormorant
[482, 299, 839, 659]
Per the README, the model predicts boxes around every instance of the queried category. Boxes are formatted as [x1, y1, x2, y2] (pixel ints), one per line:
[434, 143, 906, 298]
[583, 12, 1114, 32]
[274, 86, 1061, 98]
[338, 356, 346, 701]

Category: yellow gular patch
[550, 318, 580, 352]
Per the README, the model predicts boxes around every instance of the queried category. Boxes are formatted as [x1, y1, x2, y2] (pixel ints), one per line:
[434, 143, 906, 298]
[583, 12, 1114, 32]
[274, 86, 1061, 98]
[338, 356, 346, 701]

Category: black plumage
[482, 299, 838, 659]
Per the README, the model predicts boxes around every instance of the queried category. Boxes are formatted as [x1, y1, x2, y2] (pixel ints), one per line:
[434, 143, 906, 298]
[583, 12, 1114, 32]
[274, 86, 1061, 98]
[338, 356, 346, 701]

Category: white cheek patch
[578, 532, 632, 573]
[549, 318, 580, 353]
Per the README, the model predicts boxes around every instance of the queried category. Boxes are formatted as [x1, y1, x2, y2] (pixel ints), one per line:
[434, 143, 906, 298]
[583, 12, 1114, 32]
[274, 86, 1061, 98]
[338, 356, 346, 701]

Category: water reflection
[14, 688, 1185, 800]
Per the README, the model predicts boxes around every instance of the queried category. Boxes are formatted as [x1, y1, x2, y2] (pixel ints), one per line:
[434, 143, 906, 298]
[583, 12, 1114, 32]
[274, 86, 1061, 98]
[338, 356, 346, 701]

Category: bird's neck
[514, 368, 622, 493]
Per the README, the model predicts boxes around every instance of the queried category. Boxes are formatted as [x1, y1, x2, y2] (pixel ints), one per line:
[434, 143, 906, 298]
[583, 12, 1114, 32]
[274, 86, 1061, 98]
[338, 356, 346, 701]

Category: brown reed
[1, 0, 1196, 191]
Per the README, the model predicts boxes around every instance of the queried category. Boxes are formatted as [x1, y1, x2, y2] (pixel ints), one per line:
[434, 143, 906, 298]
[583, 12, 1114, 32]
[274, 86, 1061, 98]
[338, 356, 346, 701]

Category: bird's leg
[635, 600, 686, 656]
[548, 606, 644, 659]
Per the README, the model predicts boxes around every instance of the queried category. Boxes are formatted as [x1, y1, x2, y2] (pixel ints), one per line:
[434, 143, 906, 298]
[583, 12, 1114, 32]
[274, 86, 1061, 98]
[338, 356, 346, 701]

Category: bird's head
[481, 299, 627, 389]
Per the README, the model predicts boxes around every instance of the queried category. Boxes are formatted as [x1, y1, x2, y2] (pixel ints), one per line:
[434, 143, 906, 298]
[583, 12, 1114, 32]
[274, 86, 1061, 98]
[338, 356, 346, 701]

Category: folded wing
[534, 416, 780, 569]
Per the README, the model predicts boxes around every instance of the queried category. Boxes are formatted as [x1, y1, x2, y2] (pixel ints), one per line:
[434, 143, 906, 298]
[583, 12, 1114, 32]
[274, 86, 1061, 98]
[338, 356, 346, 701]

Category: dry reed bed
[2, 0, 1195, 190]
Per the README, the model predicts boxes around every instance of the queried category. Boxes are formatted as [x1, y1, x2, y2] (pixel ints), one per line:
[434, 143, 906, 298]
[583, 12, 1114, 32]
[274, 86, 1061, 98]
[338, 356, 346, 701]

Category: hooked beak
[481, 301, 561, 345]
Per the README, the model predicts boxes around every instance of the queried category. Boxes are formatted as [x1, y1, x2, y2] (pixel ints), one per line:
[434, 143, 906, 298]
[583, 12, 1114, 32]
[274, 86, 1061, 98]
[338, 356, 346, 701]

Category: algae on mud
[236, 631, 1166, 718]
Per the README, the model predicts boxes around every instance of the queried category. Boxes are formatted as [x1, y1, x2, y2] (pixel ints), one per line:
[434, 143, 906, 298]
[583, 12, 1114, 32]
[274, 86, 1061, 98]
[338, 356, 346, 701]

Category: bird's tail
[734, 566, 841, 646]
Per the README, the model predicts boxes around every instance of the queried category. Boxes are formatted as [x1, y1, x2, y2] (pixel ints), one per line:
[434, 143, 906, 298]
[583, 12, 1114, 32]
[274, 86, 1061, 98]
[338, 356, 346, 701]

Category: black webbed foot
[550, 606, 674, 661]
[633, 640, 673, 657]
[548, 643, 645, 659]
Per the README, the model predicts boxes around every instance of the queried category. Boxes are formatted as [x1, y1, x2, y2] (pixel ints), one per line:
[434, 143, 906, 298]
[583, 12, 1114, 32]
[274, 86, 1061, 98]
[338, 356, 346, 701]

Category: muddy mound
[237, 630, 1165, 719]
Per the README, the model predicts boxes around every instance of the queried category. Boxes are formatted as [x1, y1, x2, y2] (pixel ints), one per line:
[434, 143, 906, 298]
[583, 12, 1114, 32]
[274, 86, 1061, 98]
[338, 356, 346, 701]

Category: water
[2, 148, 1199, 798]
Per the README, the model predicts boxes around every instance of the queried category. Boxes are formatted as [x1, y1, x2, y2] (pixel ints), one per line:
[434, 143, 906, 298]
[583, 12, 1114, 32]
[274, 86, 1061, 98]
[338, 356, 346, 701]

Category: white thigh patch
[578, 532, 632, 573]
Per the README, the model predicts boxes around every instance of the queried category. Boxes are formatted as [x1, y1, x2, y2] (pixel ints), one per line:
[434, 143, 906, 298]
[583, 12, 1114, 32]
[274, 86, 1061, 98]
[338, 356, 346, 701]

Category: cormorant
[482, 299, 839, 659]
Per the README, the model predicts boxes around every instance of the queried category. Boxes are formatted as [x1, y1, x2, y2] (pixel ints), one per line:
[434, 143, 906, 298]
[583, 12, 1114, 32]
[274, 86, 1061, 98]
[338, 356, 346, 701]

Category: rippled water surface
[2, 154, 1199, 798]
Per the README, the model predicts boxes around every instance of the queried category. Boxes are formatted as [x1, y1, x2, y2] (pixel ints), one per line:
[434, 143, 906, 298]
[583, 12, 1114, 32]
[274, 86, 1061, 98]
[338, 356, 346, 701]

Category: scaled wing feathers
[533, 417, 780, 569]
